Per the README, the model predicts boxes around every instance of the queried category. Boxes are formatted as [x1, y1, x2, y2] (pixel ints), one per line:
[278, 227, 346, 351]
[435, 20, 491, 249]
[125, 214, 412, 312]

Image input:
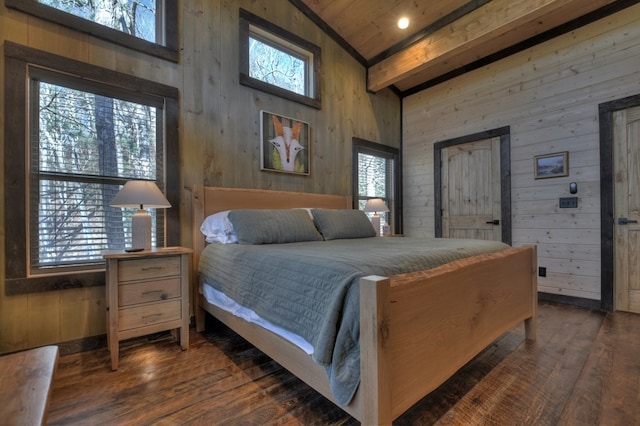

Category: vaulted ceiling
[290, 0, 633, 95]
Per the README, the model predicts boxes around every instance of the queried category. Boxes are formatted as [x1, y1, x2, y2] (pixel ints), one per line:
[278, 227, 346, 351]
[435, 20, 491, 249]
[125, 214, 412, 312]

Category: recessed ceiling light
[398, 17, 409, 30]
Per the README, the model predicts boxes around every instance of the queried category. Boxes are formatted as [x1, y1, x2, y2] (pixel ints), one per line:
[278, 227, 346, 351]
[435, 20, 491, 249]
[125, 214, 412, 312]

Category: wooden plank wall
[403, 4, 640, 301]
[0, 1, 400, 353]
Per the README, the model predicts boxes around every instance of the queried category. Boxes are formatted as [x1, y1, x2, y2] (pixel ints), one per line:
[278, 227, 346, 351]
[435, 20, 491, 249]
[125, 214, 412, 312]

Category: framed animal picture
[260, 110, 310, 175]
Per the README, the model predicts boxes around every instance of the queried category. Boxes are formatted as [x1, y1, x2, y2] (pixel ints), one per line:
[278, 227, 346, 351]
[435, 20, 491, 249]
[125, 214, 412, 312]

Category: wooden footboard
[360, 245, 537, 424]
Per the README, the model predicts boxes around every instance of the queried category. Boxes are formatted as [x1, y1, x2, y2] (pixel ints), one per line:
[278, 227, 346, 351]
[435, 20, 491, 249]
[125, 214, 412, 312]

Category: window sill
[5, 271, 104, 295]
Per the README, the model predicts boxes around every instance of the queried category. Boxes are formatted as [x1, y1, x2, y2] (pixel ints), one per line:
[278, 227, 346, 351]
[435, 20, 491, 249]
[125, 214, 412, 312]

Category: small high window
[5, 0, 178, 62]
[240, 9, 321, 109]
[38, 0, 157, 42]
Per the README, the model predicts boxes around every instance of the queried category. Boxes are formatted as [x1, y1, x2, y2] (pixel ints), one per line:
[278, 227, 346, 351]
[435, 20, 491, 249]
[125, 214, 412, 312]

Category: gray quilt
[198, 237, 509, 405]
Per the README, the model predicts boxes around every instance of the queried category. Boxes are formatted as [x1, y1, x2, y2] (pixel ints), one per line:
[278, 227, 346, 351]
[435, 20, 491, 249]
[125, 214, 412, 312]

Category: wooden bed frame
[191, 185, 537, 425]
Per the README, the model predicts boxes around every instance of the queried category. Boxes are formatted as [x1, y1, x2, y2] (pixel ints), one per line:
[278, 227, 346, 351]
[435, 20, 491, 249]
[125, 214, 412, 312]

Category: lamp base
[131, 209, 152, 250]
[371, 214, 381, 237]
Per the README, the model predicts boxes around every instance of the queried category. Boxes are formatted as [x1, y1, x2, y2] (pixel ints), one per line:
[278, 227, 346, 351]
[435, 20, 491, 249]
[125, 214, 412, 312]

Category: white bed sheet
[201, 283, 314, 355]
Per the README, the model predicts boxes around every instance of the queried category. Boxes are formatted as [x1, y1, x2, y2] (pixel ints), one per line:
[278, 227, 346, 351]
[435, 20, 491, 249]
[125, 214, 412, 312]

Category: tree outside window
[3, 42, 179, 294]
[239, 9, 321, 109]
[32, 75, 164, 270]
[5, 0, 178, 62]
[38, 0, 157, 42]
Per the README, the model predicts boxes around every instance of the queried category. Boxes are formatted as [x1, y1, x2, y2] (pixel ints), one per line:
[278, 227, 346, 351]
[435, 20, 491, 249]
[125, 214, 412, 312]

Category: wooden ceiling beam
[367, 0, 616, 92]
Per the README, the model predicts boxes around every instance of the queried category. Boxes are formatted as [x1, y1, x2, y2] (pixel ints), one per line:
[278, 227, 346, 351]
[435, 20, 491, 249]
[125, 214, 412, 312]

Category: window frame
[352, 137, 402, 235]
[4, 41, 180, 294]
[239, 8, 322, 110]
[5, 0, 179, 63]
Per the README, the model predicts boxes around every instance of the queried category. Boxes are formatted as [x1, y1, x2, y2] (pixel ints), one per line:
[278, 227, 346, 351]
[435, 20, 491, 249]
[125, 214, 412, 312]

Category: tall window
[352, 138, 401, 234]
[30, 69, 165, 272]
[5, 0, 178, 62]
[4, 42, 179, 294]
[239, 9, 321, 109]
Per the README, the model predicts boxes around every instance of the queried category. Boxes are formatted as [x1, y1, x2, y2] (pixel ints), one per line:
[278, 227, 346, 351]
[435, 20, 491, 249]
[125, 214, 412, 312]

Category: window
[4, 42, 179, 294]
[239, 9, 321, 109]
[5, 0, 178, 62]
[30, 70, 164, 271]
[352, 138, 401, 234]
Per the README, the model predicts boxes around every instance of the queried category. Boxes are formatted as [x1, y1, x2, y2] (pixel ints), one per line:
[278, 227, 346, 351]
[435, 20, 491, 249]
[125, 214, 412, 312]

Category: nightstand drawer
[118, 300, 182, 330]
[118, 256, 181, 282]
[119, 278, 181, 306]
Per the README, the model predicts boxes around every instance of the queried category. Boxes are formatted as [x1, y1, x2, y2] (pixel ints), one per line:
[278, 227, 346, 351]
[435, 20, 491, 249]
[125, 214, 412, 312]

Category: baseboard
[56, 334, 107, 356]
[538, 292, 604, 311]
[56, 317, 198, 356]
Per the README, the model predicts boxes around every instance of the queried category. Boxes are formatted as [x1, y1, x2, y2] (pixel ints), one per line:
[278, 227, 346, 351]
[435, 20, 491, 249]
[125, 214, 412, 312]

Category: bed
[191, 185, 537, 425]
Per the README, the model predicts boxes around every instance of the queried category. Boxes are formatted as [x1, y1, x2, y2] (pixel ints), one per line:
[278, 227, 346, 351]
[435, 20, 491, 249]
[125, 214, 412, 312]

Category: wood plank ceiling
[290, 0, 632, 95]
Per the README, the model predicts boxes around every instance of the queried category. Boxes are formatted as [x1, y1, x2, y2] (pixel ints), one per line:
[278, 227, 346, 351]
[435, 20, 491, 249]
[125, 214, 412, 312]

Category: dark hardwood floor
[48, 302, 640, 425]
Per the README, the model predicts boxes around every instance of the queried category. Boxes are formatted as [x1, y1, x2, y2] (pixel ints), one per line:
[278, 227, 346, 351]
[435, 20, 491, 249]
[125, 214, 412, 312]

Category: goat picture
[260, 110, 310, 175]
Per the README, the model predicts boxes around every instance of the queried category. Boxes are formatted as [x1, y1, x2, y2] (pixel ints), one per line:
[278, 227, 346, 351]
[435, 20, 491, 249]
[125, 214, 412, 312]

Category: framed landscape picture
[534, 151, 569, 179]
[260, 111, 310, 175]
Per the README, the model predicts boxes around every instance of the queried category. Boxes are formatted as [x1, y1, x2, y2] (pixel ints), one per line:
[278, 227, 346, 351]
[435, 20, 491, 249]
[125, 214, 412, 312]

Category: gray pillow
[228, 209, 323, 244]
[311, 209, 376, 240]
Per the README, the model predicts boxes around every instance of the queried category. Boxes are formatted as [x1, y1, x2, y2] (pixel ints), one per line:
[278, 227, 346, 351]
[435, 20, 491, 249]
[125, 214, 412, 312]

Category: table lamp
[110, 180, 171, 250]
[364, 198, 389, 236]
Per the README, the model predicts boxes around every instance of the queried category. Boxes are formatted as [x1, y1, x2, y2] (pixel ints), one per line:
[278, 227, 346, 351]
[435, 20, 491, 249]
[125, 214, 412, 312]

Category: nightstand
[103, 246, 193, 370]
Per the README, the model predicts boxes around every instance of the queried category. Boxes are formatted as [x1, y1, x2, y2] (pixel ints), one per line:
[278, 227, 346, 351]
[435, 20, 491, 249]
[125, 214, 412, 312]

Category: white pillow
[296, 207, 314, 219]
[200, 210, 238, 244]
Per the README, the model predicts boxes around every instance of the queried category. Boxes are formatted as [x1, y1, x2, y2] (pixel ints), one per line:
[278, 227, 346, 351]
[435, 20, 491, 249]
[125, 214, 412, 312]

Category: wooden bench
[0, 346, 59, 425]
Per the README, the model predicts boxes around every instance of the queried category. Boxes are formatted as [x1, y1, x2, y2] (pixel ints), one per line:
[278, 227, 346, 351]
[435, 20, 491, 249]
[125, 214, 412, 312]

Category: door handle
[486, 219, 500, 225]
[617, 217, 639, 225]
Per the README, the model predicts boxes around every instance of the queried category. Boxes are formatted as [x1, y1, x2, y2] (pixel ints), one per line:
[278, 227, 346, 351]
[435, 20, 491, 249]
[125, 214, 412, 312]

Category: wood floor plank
[395, 328, 526, 425]
[47, 303, 640, 425]
[432, 304, 605, 425]
[559, 310, 640, 425]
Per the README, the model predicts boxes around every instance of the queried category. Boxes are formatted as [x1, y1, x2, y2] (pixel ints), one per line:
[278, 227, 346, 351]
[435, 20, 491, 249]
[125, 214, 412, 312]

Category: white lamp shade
[111, 181, 170, 250]
[110, 180, 171, 209]
[363, 198, 389, 213]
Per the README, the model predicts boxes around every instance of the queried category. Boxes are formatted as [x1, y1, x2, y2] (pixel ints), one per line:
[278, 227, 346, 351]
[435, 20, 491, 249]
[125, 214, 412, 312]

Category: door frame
[599, 93, 640, 311]
[434, 126, 512, 244]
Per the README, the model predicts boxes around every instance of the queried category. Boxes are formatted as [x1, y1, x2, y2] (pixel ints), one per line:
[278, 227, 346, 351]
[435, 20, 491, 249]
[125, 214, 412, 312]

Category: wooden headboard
[191, 185, 352, 283]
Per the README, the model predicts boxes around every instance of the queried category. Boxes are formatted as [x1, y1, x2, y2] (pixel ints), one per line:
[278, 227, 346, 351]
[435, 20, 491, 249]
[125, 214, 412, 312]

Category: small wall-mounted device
[559, 197, 578, 208]
[569, 182, 577, 194]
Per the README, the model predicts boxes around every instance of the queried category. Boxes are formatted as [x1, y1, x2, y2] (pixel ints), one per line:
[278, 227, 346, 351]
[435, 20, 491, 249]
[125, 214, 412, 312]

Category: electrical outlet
[538, 267, 547, 277]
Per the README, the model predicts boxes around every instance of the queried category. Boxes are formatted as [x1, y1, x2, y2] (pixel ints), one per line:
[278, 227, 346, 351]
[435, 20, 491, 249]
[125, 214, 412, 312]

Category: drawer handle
[141, 290, 169, 300]
[141, 266, 163, 271]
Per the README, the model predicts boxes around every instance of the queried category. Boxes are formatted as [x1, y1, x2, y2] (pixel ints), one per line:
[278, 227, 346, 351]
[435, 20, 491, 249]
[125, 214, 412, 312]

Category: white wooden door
[441, 137, 502, 241]
[613, 106, 640, 313]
